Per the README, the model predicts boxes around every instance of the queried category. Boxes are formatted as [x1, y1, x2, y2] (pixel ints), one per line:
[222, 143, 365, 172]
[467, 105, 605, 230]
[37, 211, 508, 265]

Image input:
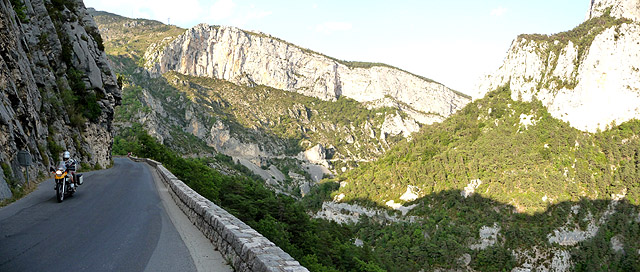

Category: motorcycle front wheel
[56, 180, 65, 203]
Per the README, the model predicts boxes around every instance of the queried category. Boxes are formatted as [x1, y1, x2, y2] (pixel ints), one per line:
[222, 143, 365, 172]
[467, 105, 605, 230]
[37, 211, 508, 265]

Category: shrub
[10, 0, 28, 23]
[66, 69, 102, 123]
[47, 130, 64, 164]
[85, 26, 105, 51]
[50, 0, 76, 12]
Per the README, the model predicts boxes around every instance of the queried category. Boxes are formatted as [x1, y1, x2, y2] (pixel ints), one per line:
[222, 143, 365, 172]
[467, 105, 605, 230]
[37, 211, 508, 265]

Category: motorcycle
[49, 161, 83, 202]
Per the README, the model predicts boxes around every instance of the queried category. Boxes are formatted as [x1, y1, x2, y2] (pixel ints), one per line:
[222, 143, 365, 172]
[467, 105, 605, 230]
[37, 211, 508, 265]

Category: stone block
[240, 241, 261, 262]
[283, 266, 309, 272]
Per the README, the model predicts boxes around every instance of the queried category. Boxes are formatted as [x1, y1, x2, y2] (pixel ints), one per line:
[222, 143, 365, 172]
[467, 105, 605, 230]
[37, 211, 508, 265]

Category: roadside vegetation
[0, 162, 48, 208]
[113, 124, 385, 271]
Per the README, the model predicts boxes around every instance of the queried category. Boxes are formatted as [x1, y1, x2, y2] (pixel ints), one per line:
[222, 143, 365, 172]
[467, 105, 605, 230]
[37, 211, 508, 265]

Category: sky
[84, 0, 590, 95]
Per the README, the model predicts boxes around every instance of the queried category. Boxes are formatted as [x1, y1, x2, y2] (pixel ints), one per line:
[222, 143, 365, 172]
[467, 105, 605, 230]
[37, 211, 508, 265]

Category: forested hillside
[336, 86, 640, 212]
[319, 86, 640, 271]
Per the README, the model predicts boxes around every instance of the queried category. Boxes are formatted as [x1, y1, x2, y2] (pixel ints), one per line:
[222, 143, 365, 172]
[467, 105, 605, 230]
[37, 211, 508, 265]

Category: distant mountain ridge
[144, 24, 470, 125]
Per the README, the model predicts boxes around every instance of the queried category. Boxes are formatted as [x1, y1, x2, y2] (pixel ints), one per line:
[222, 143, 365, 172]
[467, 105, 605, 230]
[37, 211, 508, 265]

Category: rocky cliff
[92, 11, 470, 196]
[475, 0, 640, 132]
[587, 0, 640, 21]
[0, 0, 121, 200]
[144, 24, 470, 123]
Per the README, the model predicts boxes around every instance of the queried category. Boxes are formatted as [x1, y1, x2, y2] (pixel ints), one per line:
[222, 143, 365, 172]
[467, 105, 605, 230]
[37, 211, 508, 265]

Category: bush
[85, 26, 105, 51]
[50, 0, 76, 12]
[10, 0, 28, 23]
[471, 246, 516, 271]
[47, 130, 64, 164]
[1, 163, 13, 184]
[65, 69, 102, 123]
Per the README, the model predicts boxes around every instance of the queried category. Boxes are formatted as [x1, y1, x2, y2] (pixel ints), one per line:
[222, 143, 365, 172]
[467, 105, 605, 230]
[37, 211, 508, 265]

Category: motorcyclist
[62, 151, 79, 187]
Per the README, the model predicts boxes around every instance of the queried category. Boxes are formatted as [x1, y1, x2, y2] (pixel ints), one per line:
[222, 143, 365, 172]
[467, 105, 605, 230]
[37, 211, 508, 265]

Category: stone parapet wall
[132, 157, 308, 272]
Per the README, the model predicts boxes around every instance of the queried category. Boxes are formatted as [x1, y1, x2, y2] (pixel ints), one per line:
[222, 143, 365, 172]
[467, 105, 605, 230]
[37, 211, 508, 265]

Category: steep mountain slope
[0, 0, 120, 200]
[332, 86, 640, 211]
[320, 86, 640, 271]
[144, 24, 470, 122]
[475, 2, 640, 132]
[92, 11, 469, 195]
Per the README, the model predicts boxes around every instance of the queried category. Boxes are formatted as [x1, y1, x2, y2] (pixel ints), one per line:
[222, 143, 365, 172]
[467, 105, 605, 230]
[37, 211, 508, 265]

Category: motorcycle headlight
[56, 170, 63, 175]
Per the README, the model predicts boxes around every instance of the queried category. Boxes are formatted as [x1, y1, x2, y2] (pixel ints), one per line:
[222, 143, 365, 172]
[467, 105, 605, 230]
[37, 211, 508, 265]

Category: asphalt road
[0, 157, 231, 272]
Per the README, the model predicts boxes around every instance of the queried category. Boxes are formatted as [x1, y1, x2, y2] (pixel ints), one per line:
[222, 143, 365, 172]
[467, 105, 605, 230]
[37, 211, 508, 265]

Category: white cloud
[490, 6, 508, 17]
[315, 21, 352, 34]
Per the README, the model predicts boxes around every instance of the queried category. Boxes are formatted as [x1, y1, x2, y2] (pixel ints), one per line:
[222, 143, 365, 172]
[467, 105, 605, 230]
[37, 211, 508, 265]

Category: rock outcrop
[144, 24, 470, 122]
[475, 0, 640, 132]
[586, 0, 640, 21]
[0, 0, 121, 199]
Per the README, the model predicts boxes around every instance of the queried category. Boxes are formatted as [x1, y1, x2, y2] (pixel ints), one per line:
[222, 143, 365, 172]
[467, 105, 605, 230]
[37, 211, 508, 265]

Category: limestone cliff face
[586, 0, 640, 21]
[144, 24, 470, 121]
[0, 0, 121, 199]
[475, 1, 640, 132]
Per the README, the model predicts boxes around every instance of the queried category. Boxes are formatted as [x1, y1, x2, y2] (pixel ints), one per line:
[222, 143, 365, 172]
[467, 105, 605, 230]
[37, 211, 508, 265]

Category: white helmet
[63, 151, 71, 160]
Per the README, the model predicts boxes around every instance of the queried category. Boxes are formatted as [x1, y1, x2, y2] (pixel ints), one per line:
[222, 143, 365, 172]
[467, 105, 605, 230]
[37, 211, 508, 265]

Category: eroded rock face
[469, 223, 500, 250]
[380, 113, 420, 140]
[0, 0, 121, 199]
[475, 1, 640, 132]
[144, 24, 470, 120]
[313, 201, 417, 224]
[461, 179, 482, 198]
[586, 0, 640, 21]
[0, 172, 11, 199]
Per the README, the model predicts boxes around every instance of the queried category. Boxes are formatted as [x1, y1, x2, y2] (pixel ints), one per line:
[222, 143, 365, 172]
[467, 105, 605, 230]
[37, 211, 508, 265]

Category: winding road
[0, 158, 232, 272]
